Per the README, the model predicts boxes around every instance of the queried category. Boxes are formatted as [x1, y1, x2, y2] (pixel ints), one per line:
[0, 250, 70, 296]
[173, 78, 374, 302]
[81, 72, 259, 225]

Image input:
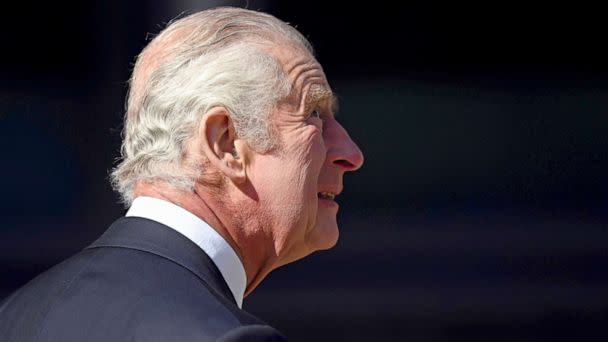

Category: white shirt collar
[125, 196, 246, 308]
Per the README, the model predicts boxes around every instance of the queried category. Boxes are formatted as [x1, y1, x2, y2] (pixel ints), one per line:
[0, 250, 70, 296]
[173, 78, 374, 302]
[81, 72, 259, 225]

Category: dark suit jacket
[0, 217, 286, 341]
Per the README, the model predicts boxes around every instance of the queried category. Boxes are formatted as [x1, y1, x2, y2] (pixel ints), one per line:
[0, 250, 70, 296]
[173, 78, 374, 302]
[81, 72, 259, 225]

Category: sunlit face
[245, 46, 364, 266]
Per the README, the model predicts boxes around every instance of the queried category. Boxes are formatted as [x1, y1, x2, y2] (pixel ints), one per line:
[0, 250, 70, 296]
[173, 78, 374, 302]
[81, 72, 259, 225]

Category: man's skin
[132, 43, 364, 297]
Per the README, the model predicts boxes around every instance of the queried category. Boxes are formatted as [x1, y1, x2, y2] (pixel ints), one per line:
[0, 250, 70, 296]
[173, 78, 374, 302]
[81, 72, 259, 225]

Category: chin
[310, 222, 340, 251]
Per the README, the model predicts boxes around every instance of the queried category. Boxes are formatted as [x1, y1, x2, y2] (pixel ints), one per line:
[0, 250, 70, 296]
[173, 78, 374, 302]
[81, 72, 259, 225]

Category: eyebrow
[305, 86, 340, 115]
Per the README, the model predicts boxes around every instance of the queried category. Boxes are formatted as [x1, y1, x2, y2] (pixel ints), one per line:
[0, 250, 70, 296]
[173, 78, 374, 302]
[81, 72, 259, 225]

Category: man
[0, 6, 363, 341]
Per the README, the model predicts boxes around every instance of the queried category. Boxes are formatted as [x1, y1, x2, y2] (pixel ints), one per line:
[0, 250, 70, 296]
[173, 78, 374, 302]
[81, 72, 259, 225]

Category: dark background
[1, 1, 607, 341]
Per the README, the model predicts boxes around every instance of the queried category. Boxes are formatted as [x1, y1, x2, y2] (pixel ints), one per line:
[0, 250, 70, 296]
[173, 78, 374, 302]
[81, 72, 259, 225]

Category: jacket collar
[85, 216, 237, 305]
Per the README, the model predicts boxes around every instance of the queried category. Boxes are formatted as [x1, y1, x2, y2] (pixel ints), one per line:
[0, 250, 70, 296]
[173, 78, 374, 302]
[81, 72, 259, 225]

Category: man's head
[111, 7, 363, 279]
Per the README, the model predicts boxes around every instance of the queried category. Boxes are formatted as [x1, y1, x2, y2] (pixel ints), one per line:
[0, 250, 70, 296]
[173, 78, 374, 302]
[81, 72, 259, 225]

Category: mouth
[318, 191, 336, 200]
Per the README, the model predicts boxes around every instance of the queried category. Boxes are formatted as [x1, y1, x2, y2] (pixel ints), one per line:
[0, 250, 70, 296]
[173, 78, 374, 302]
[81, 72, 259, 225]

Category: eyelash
[309, 110, 321, 120]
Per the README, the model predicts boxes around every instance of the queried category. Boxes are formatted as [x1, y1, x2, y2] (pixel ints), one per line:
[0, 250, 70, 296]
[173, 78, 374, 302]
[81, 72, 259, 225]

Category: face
[245, 46, 364, 267]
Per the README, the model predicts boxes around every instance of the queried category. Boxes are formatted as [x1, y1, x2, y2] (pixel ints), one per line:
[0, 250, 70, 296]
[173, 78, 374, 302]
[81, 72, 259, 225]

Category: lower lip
[318, 197, 339, 208]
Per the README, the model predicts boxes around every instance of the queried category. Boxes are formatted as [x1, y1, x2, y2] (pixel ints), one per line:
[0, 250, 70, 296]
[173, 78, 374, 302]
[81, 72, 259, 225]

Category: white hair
[111, 7, 313, 205]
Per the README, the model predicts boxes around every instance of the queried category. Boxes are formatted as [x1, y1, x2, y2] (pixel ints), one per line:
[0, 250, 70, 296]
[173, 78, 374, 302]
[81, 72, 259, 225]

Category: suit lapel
[85, 216, 237, 305]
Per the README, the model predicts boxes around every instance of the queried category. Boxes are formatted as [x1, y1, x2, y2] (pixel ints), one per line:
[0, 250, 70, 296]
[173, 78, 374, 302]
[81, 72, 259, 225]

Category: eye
[306, 109, 324, 131]
[309, 110, 321, 119]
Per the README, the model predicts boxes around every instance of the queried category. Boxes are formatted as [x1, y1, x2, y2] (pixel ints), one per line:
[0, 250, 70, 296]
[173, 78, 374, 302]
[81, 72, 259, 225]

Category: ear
[198, 107, 247, 184]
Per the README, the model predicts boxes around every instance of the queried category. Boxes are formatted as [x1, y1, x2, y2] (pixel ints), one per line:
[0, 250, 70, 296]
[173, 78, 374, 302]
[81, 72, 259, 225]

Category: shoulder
[0, 244, 277, 341]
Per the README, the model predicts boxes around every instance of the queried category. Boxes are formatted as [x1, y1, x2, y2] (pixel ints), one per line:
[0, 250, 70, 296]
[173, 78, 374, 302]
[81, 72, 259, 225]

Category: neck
[132, 181, 276, 296]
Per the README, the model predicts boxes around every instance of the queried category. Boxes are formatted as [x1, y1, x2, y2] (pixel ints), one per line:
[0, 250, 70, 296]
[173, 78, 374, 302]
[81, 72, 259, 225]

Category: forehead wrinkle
[282, 51, 315, 76]
[288, 63, 319, 96]
[284, 70, 325, 114]
[275, 48, 329, 113]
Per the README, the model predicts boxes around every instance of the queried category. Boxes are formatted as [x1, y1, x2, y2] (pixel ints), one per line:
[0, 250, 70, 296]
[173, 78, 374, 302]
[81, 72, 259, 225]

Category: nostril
[334, 159, 355, 169]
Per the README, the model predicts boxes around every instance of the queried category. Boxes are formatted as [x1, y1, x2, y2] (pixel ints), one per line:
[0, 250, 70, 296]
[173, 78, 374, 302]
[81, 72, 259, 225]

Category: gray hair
[111, 7, 314, 205]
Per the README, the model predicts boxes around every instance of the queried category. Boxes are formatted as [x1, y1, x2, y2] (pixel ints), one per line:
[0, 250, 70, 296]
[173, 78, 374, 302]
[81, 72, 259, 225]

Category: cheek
[282, 127, 325, 181]
[255, 127, 325, 214]
[300, 130, 326, 197]
[302, 126, 326, 168]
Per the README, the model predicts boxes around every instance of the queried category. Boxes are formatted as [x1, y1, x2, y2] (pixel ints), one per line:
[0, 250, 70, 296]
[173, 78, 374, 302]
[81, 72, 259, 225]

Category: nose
[324, 118, 364, 172]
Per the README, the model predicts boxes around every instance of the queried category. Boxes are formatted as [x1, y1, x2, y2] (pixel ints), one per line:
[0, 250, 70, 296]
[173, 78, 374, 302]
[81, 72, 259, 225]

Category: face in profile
[245, 46, 364, 267]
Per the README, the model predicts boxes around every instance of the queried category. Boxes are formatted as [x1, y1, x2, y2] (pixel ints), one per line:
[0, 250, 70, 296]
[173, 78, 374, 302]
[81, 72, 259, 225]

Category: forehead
[271, 45, 335, 110]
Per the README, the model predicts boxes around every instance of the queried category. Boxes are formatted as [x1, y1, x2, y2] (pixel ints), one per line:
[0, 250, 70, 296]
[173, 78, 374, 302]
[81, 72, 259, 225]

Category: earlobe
[199, 107, 247, 184]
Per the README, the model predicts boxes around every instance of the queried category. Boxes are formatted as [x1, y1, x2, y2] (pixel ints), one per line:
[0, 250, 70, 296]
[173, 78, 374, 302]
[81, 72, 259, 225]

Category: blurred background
[1, 1, 607, 341]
